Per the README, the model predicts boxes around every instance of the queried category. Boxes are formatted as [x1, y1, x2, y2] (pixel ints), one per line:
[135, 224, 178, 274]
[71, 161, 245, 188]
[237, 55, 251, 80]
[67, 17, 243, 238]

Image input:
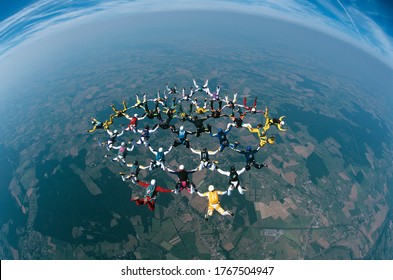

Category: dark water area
[33, 148, 160, 244]
[0, 145, 26, 247]
[305, 152, 329, 184]
[280, 103, 389, 167]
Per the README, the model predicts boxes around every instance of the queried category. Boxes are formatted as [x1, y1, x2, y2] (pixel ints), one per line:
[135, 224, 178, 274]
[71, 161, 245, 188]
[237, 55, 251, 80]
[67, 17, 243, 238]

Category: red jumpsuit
[132, 181, 172, 211]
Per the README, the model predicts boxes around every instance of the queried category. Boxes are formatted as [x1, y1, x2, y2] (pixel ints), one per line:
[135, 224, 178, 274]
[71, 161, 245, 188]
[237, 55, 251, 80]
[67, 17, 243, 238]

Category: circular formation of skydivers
[87, 79, 286, 221]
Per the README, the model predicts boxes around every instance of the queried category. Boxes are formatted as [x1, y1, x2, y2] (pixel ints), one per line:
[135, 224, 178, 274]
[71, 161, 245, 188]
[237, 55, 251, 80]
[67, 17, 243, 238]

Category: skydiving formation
[87, 79, 287, 221]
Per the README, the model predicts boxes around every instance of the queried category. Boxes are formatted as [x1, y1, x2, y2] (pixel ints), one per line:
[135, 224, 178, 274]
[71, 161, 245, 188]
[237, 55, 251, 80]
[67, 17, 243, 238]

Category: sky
[0, 0, 393, 71]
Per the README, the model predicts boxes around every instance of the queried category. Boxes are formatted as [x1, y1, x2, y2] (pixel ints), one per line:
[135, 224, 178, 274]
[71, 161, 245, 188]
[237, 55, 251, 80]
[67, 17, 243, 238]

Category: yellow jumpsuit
[111, 100, 128, 117]
[87, 117, 113, 133]
[199, 190, 228, 216]
[263, 107, 286, 132]
[247, 126, 275, 147]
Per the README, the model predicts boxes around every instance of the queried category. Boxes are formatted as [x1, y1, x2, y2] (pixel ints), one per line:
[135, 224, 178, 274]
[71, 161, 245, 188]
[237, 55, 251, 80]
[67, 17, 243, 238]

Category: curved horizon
[0, 0, 393, 70]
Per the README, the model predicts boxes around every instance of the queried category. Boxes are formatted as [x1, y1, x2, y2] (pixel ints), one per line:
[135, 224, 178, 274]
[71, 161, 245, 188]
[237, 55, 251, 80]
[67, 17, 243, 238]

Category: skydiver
[165, 83, 177, 95]
[111, 141, 134, 165]
[166, 165, 198, 194]
[193, 79, 209, 93]
[186, 115, 210, 137]
[131, 93, 147, 109]
[119, 160, 149, 183]
[196, 185, 234, 221]
[217, 166, 247, 195]
[144, 101, 162, 121]
[148, 145, 173, 170]
[190, 98, 209, 114]
[171, 125, 195, 148]
[206, 85, 221, 102]
[226, 108, 250, 129]
[147, 89, 167, 106]
[131, 179, 173, 211]
[263, 106, 287, 132]
[136, 124, 159, 146]
[209, 100, 228, 119]
[157, 107, 176, 130]
[241, 97, 264, 114]
[177, 87, 194, 103]
[106, 127, 124, 150]
[209, 126, 239, 152]
[233, 145, 268, 170]
[87, 117, 112, 133]
[174, 102, 192, 121]
[245, 123, 275, 148]
[222, 91, 239, 111]
[190, 147, 220, 171]
[124, 113, 146, 133]
[110, 100, 129, 118]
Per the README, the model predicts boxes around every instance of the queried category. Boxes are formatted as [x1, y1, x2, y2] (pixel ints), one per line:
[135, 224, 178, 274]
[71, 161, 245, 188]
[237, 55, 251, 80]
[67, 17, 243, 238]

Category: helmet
[203, 147, 207, 151]
[151, 179, 156, 185]
[179, 164, 184, 170]
[134, 160, 139, 165]
[251, 108, 256, 112]
[134, 113, 138, 118]
[193, 115, 198, 120]
[268, 136, 275, 144]
[230, 166, 236, 171]
[121, 142, 126, 146]
[113, 130, 118, 134]
[208, 185, 215, 192]
[280, 121, 285, 126]
[217, 128, 223, 133]
[158, 147, 163, 152]
[245, 165, 251, 171]
[145, 125, 149, 129]
[180, 126, 184, 131]
[246, 146, 252, 152]
[91, 121, 95, 124]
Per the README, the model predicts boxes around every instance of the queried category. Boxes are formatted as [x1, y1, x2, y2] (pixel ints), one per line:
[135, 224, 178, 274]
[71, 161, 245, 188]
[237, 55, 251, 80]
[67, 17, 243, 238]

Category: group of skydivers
[87, 79, 286, 221]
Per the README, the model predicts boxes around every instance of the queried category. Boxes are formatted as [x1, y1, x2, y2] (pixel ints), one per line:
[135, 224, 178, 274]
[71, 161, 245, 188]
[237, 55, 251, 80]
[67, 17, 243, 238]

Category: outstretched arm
[224, 125, 232, 134]
[217, 169, 230, 176]
[138, 114, 147, 120]
[148, 146, 156, 155]
[166, 168, 177, 174]
[139, 165, 150, 170]
[238, 167, 246, 175]
[156, 186, 172, 193]
[137, 181, 149, 188]
[190, 147, 200, 154]
[208, 148, 220, 155]
[164, 145, 173, 155]
[150, 126, 159, 133]
[197, 191, 206, 197]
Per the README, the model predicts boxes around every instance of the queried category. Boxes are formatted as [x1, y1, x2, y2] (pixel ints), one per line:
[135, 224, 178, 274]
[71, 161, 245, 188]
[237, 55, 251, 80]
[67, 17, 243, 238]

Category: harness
[130, 165, 139, 175]
[178, 130, 186, 140]
[118, 146, 127, 156]
[141, 129, 150, 139]
[156, 151, 164, 162]
[201, 151, 209, 162]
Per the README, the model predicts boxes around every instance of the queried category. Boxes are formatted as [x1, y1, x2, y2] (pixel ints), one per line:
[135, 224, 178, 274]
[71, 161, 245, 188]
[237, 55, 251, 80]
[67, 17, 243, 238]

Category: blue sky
[0, 0, 393, 69]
